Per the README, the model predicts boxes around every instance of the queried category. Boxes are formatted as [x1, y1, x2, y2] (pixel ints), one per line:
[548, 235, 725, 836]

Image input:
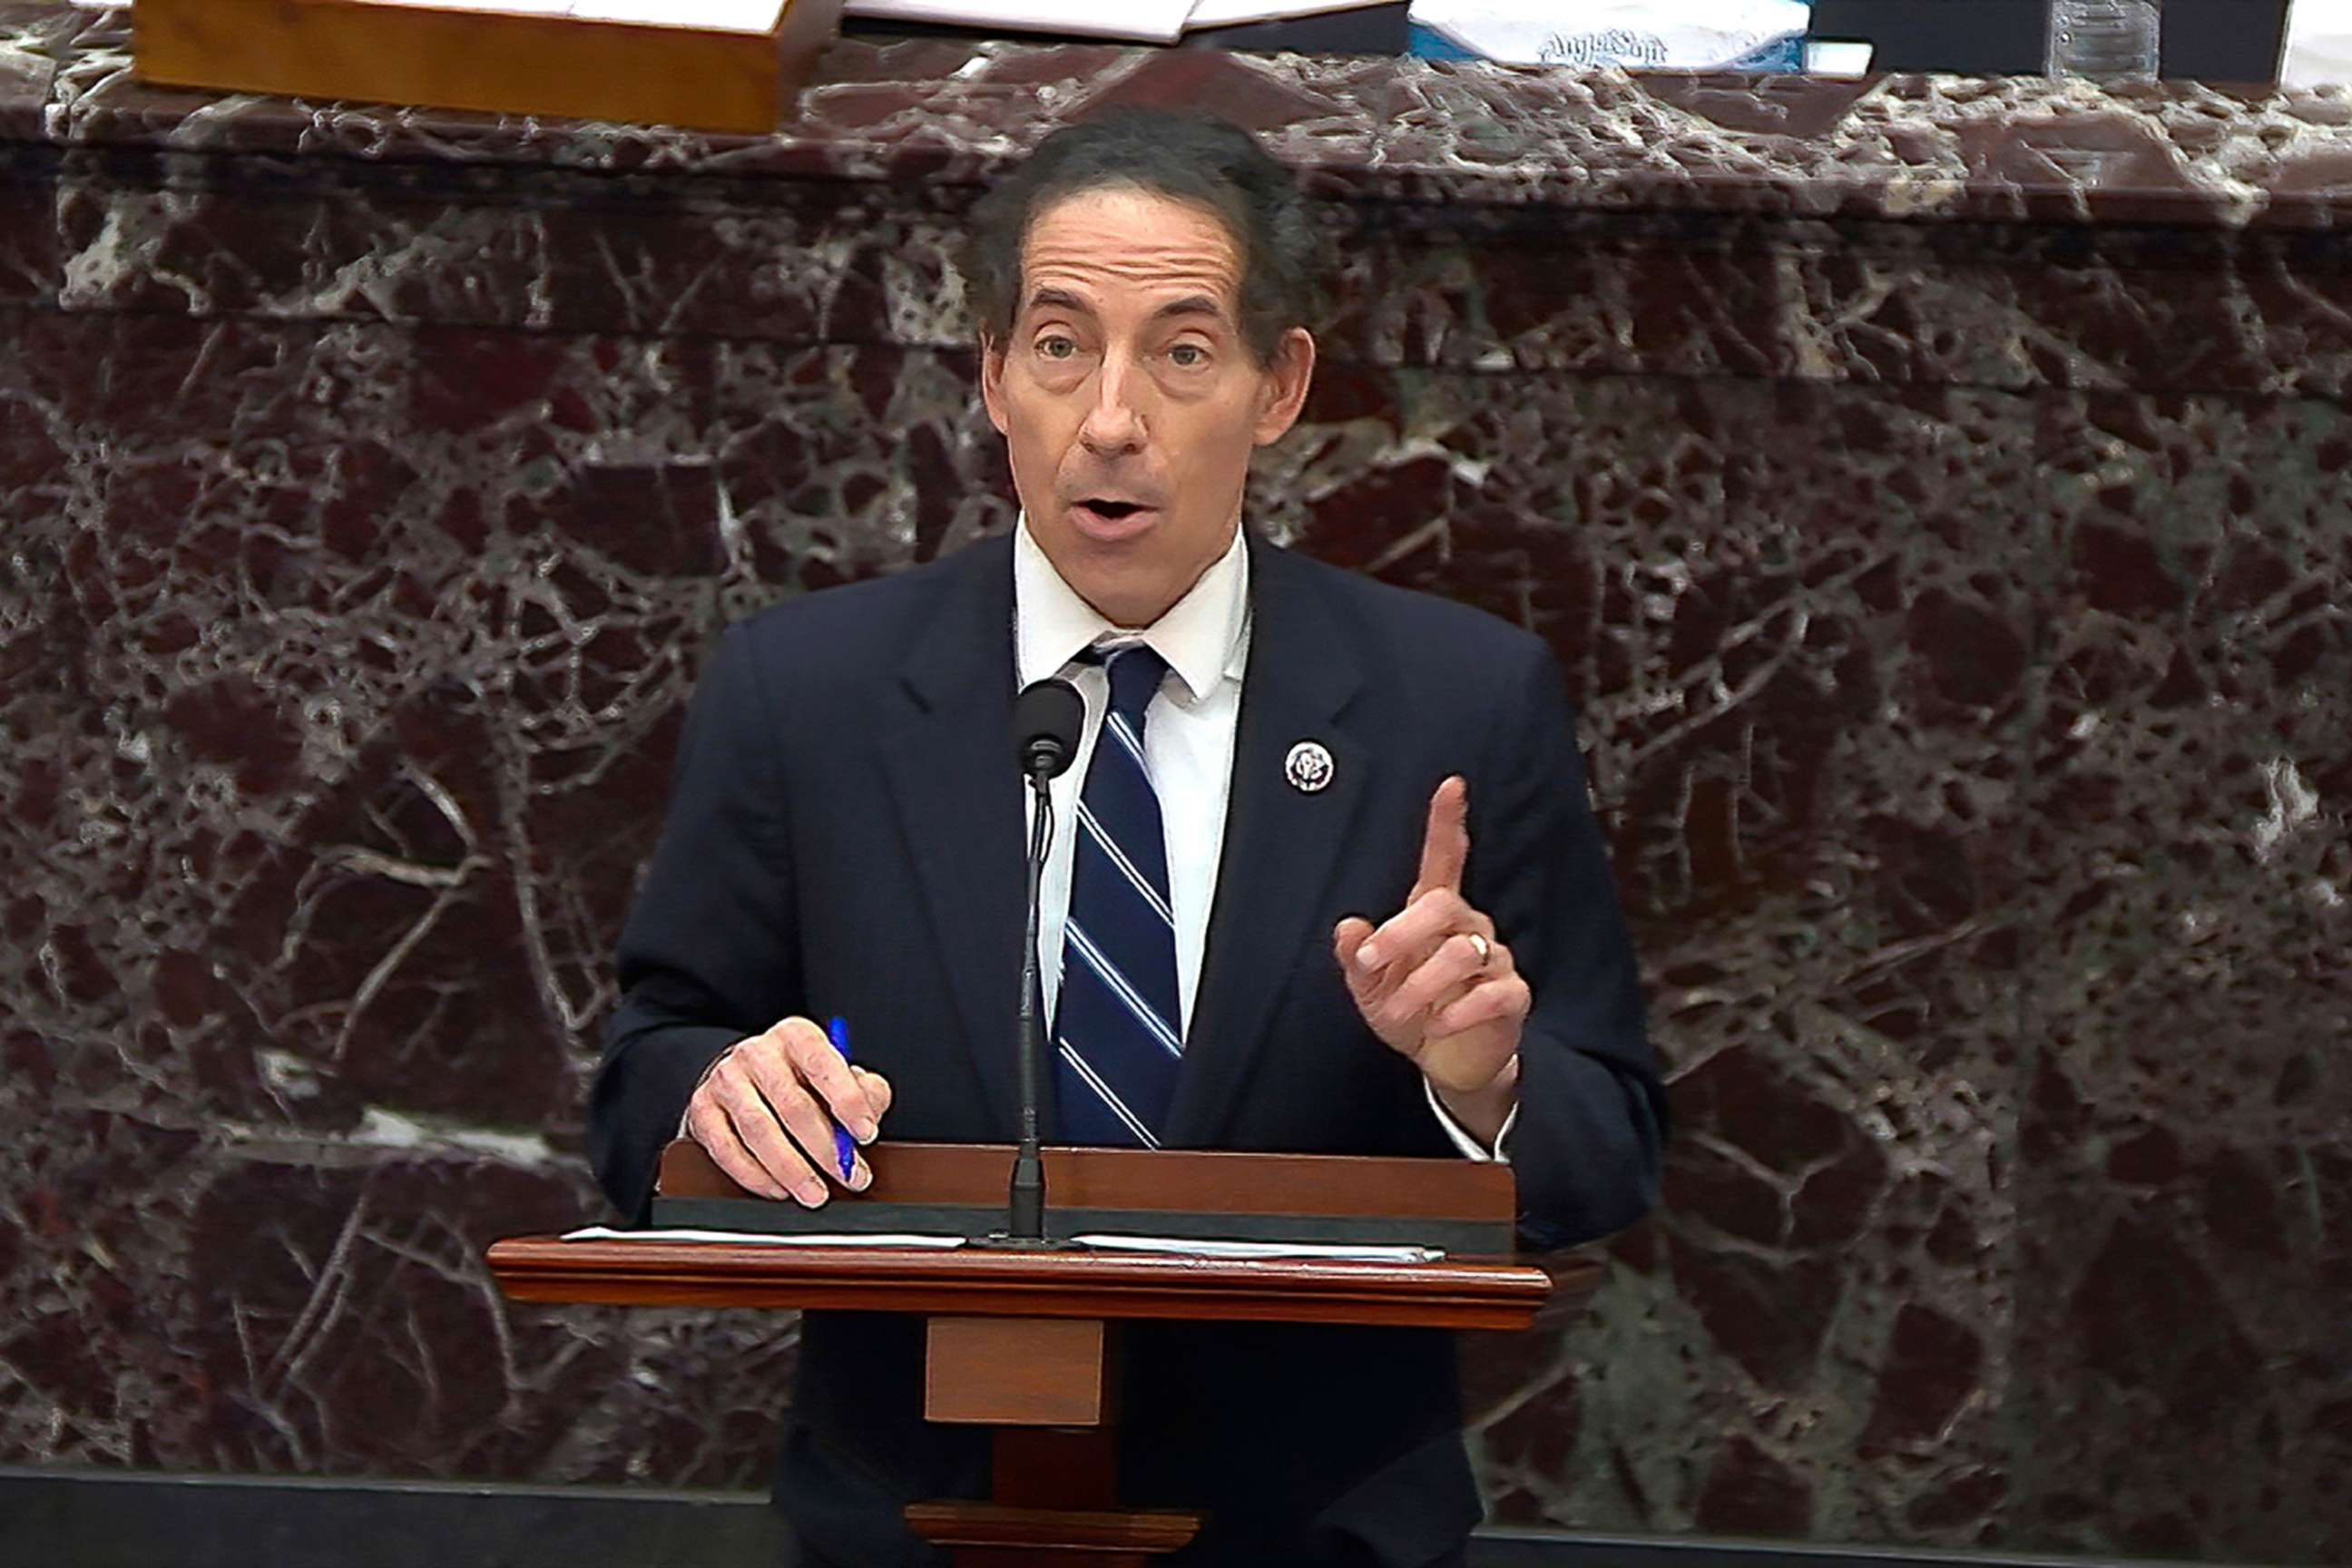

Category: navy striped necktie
[1053, 643, 1182, 1148]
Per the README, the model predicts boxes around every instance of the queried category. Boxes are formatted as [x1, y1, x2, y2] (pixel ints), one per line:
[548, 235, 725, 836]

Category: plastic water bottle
[2046, 0, 2162, 81]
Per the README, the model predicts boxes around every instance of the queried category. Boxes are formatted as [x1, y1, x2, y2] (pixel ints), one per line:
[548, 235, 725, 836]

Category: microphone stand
[1004, 763, 1056, 1244]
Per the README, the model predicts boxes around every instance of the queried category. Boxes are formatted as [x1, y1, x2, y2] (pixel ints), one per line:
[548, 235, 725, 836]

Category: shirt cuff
[1425, 1074, 1517, 1162]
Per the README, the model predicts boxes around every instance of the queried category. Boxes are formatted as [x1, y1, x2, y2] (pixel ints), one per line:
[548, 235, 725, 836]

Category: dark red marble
[3, 4, 2348, 1563]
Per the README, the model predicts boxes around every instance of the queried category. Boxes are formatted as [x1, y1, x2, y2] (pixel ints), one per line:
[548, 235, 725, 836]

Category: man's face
[981, 184, 1314, 628]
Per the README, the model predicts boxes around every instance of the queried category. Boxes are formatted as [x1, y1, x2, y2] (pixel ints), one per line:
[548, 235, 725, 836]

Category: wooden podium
[488, 1142, 1592, 1565]
[135, 0, 845, 136]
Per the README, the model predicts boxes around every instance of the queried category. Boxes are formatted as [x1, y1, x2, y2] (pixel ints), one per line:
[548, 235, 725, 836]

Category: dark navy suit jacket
[590, 532, 1665, 1568]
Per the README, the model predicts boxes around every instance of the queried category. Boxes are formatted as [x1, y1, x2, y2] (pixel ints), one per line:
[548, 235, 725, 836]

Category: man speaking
[589, 110, 1666, 1568]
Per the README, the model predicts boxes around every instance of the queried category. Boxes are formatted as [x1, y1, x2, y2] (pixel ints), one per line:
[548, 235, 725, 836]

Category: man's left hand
[1334, 776, 1526, 1145]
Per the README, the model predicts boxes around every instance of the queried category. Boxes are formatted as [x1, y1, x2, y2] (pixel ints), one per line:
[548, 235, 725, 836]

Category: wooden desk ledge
[486, 1236, 1582, 1332]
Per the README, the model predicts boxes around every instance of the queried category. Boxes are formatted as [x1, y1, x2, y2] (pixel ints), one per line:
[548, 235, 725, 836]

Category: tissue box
[1407, 0, 1813, 71]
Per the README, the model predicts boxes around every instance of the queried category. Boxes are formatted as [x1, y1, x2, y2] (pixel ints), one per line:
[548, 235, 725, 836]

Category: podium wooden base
[911, 1428, 1202, 1564]
[906, 1498, 1200, 1566]
[915, 1321, 1191, 1563]
[488, 1144, 1589, 1563]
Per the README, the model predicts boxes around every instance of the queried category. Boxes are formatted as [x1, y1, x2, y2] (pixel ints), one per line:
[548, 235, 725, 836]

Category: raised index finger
[1413, 776, 1470, 897]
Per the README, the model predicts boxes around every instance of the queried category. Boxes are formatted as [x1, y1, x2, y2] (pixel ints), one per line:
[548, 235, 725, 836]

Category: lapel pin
[1285, 740, 1335, 794]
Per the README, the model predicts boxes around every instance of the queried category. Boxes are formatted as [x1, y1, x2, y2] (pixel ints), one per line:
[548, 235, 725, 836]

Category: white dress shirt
[1014, 519, 1509, 1161]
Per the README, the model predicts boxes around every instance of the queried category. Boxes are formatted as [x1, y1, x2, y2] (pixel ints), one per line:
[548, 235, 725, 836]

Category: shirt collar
[1014, 515, 1250, 703]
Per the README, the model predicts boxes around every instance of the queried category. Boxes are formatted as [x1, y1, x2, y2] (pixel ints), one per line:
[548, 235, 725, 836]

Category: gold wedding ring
[1466, 932, 1492, 970]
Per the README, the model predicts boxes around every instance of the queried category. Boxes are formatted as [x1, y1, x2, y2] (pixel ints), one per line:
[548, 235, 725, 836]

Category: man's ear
[979, 332, 1011, 436]
[1251, 328, 1317, 447]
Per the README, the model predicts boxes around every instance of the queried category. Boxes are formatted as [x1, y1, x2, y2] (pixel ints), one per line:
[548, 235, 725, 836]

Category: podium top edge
[485, 1234, 1588, 1330]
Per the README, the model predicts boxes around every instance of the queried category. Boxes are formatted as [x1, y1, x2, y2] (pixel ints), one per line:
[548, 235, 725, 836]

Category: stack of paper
[559, 1227, 1444, 1260]
[100, 0, 797, 29]
[843, 0, 1390, 44]
[562, 1225, 967, 1247]
[1072, 1233, 1445, 1262]
[92, 0, 1420, 46]
[366, 0, 788, 29]
[2287, 0, 2352, 85]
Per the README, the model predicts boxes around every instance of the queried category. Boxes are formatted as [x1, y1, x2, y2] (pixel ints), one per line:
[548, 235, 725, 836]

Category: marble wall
[3, 5, 2347, 1561]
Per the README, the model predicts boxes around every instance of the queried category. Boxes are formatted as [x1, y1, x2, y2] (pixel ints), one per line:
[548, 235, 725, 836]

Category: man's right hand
[683, 1017, 894, 1208]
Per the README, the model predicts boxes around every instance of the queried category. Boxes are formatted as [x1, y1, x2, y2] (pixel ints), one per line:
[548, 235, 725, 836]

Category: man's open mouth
[1069, 497, 1159, 531]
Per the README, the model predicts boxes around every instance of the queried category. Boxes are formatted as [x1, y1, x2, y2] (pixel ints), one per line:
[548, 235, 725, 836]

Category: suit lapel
[1167, 542, 1371, 1145]
[877, 535, 1028, 1138]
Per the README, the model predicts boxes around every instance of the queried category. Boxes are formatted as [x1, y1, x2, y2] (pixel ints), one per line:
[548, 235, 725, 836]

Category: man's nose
[1077, 356, 1147, 455]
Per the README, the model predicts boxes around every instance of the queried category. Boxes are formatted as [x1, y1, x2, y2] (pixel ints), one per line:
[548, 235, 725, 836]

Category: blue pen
[826, 1016, 859, 1182]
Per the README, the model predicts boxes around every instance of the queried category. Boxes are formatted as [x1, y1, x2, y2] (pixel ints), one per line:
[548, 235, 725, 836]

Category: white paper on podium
[2286, 0, 2352, 86]
[1072, 1233, 1445, 1262]
[1181, 0, 1390, 30]
[572, 0, 788, 30]
[302, 0, 788, 29]
[843, 0, 1197, 43]
[562, 1225, 967, 1247]
[362, 0, 573, 12]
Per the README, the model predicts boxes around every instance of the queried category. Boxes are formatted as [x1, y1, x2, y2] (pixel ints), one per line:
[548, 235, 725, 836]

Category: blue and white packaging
[1407, 0, 1812, 72]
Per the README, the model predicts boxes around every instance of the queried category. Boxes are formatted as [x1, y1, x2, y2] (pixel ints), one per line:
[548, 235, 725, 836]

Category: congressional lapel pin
[1285, 740, 1335, 794]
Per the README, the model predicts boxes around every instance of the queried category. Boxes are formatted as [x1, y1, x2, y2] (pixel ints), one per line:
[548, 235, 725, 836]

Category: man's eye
[1037, 337, 1077, 360]
[1168, 344, 1208, 368]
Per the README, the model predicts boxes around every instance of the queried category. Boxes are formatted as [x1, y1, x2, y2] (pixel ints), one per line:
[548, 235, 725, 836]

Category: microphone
[1014, 678, 1085, 780]
[1004, 678, 1083, 1242]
